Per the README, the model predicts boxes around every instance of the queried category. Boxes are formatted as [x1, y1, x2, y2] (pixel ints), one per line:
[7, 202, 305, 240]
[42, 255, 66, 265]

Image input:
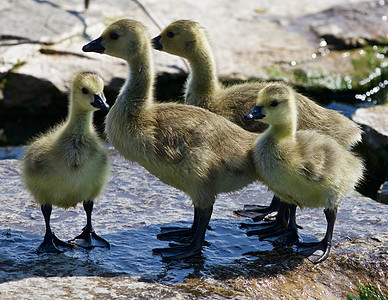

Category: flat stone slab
[353, 104, 388, 137]
[0, 147, 387, 298]
[0, 276, 185, 299]
[1, 0, 387, 147]
[1, 0, 386, 86]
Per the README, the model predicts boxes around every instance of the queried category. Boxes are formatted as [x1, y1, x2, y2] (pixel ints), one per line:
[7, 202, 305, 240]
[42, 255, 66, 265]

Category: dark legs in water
[234, 195, 281, 221]
[37, 204, 74, 253]
[157, 207, 200, 242]
[272, 204, 300, 245]
[240, 201, 290, 237]
[69, 200, 110, 249]
[157, 207, 211, 246]
[241, 200, 336, 264]
[298, 208, 337, 264]
[153, 206, 213, 260]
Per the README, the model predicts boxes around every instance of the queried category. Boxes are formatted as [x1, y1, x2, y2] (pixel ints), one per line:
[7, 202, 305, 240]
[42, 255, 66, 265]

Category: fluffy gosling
[152, 20, 362, 223]
[244, 82, 364, 263]
[22, 72, 110, 253]
[82, 19, 259, 260]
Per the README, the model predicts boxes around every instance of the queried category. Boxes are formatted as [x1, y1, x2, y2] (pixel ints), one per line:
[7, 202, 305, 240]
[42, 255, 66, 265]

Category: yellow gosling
[152, 19, 363, 221]
[22, 72, 110, 253]
[244, 82, 364, 263]
[82, 19, 260, 260]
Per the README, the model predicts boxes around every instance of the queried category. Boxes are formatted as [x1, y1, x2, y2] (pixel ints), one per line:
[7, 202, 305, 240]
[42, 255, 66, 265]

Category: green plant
[348, 283, 388, 300]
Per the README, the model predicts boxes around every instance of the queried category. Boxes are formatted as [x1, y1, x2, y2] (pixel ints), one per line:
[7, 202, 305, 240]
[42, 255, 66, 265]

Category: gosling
[152, 19, 362, 221]
[244, 82, 364, 263]
[22, 72, 110, 253]
[82, 19, 259, 260]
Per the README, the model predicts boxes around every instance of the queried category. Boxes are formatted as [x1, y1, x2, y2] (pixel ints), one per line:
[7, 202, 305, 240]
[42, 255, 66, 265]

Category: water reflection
[0, 149, 387, 297]
[0, 147, 24, 160]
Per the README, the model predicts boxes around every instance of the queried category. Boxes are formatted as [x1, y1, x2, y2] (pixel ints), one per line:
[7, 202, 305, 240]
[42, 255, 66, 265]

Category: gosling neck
[267, 122, 296, 141]
[267, 111, 298, 141]
[119, 49, 154, 112]
[186, 40, 221, 106]
[66, 102, 94, 136]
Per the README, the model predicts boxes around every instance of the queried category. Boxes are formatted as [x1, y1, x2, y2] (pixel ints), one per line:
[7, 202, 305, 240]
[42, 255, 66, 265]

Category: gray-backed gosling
[152, 20, 362, 223]
[244, 82, 364, 263]
[82, 19, 259, 260]
[22, 72, 110, 253]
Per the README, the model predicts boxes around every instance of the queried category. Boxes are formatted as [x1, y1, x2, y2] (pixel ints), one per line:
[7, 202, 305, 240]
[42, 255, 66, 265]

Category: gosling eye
[270, 100, 279, 107]
[166, 31, 175, 38]
[81, 88, 89, 95]
[110, 32, 119, 40]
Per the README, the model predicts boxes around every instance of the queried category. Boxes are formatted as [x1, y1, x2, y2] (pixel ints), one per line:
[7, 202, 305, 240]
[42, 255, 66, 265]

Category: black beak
[244, 106, 265, 120]
[151, 35, 163, 50]
[91, 94, 110, 111]
[82, 37, 105, 53]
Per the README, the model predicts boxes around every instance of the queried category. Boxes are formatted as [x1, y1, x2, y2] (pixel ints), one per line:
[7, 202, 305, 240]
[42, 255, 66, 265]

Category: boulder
[1, 0, 386, 112]
[307, 0, 388, 49]
[352, 104, 388, 202]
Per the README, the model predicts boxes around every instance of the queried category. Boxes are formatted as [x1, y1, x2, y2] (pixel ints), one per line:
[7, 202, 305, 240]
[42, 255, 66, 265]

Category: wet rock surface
[0, 276, 185, 300]
[0, 147, 387, 299]
[1, 1, 388, 297]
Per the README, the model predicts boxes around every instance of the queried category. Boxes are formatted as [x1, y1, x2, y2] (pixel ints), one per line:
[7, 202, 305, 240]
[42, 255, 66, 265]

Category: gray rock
[0, 147, 387, 299]
[377, 181, 388, 204]
[0, 0, 84, 45]
[0, 0, 386, 148]
[352, 104, 388, 201]
[1, 0, 384, 108]
[307, 0, 388, 49]
[0, 276, 185, 300]
[353, 104, 388, 137]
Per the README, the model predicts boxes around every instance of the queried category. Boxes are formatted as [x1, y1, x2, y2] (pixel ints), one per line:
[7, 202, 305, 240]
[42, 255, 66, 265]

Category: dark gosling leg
[153, 206, 213, 260]
[37, 204, 73, 253]
[298, 207, 337, 264]
[273, 204, 300, 245]
[69, 200, 110, 249]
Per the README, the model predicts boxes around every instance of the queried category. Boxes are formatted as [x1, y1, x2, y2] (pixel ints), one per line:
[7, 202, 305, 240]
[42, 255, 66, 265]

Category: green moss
[348, 283, 388, 300]
[264, 45, 388, 104]
[12, 59, 26, 70]
[0, 77, 7, 91]
[350, 46, 388, 89]
[0, 59, 26, 92]
[265, 64, 348, 91]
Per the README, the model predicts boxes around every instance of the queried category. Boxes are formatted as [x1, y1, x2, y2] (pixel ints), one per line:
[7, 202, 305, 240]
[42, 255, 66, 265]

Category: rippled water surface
[0, 148, 277, 285]
[1, 147, 387, 297]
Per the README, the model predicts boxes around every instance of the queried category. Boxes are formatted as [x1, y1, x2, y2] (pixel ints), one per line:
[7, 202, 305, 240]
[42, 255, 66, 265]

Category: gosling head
[71, 72, 109, 112]
[82, 19, 150, 61]
[151, 20, 206, 59]
[244, 83, 296, 126]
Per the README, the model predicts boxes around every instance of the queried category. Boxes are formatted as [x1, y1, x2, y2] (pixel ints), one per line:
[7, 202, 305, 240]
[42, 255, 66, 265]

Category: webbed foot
[153, 243, 202, 261]
[234, 196, 281, 221]
[157, 227, 195, 243]
[69, 227, 110, 249]
[240, 220, 277, 230]
[246, 221, 288, 238]
[272, 228, 300, 246]
[154, 206, 213, 261]
[298, 240, 331, 264]
[37, 233, 74, 254]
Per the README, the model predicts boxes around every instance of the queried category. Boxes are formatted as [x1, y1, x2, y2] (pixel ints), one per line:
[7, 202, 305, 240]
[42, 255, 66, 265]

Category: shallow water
[0, 147, 387, 298]
[0, 149, 275, 285]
